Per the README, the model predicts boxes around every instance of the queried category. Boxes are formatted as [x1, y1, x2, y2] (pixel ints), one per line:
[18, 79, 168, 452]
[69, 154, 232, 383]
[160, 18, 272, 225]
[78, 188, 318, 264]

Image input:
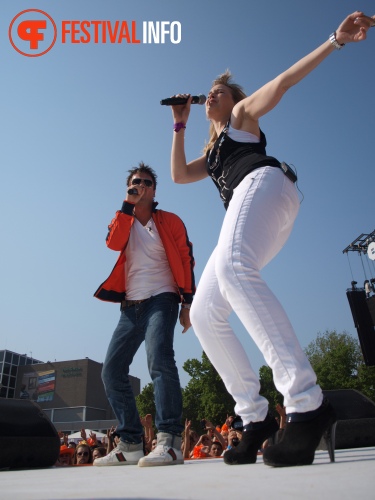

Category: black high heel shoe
[224, 413, 279, 465]
[262, 398, 337, 467]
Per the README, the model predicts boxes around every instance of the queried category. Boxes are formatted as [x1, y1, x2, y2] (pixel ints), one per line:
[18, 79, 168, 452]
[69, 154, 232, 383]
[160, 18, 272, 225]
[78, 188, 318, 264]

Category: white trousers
[190, 167, 322, 425]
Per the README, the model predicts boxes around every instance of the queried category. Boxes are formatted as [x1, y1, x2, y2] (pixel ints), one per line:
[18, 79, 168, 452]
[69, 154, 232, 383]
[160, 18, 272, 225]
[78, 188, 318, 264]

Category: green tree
[182, 352, 236, 431]
[258, 329, 375, 410]
[305, 330, 375, 401]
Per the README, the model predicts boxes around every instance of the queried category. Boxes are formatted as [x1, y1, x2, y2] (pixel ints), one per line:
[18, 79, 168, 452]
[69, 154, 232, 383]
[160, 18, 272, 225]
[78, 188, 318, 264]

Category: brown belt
[121, 298, 149, 309]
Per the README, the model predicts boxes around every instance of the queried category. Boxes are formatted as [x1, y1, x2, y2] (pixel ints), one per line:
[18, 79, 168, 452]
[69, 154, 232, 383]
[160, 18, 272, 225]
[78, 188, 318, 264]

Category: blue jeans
[102, 292, 183, 444]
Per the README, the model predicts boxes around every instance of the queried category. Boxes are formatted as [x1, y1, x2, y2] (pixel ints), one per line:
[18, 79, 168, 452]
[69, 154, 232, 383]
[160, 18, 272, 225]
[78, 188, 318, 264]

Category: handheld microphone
[160, 94, 206, 106]
[127, 188, 138, 195]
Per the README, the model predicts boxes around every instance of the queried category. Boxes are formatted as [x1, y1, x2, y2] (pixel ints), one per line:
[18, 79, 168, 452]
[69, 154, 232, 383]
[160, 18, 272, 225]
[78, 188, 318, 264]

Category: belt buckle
[130, 299, 141, 306]
[121, 298, 145, 309]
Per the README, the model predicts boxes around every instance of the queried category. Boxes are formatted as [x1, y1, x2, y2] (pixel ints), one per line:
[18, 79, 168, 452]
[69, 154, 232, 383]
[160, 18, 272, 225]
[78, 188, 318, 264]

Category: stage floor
[1, 447, 374, 500]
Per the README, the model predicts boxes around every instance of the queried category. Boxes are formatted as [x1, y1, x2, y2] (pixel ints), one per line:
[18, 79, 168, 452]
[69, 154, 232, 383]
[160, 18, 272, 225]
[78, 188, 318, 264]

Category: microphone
[127, 188, 138, 195]
[160, 94, 206, 106]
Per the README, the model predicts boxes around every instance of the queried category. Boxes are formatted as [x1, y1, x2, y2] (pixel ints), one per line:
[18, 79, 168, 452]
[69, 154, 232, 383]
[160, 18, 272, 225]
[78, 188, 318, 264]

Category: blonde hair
[203, 70, 247, 154]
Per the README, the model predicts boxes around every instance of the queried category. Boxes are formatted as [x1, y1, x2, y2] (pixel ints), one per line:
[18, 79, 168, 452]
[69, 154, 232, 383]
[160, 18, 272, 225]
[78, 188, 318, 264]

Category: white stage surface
[1, 447, 374, 500]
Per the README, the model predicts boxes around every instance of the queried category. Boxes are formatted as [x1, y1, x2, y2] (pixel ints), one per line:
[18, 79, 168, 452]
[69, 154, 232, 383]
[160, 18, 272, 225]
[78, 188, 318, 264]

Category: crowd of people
[55, 411, 286, 467]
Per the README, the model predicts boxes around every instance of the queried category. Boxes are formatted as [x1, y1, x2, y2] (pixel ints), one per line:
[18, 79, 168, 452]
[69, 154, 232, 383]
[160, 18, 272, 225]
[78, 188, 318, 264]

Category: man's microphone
[127, 188, 138, 195]
[160, 94, 206, 106]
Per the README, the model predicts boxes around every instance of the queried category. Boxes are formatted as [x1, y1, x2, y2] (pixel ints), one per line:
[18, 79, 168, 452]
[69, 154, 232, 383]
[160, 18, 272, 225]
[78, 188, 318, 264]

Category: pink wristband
[173, 122, 186, 133]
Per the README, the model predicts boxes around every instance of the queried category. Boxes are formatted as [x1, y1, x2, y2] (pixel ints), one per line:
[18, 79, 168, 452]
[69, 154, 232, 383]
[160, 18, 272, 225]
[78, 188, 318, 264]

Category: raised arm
[170, 96, 208, 184]
[204, 419, 226, 450]
[183, 419, 192, 459]
[232, 11, 373, 131]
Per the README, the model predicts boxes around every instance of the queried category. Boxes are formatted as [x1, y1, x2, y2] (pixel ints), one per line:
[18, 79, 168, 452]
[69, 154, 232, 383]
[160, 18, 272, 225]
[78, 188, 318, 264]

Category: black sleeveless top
[206, 124, 280, 209]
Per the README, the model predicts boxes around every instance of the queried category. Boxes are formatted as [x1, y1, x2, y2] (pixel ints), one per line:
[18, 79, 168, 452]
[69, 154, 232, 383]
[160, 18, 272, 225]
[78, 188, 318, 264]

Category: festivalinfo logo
[9, 9, 182, 57]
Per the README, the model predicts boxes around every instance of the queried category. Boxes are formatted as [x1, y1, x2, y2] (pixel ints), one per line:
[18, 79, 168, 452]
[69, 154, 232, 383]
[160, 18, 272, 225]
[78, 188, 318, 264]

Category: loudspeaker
[346, 290, 375, 366]
[0, 399, 60, 469]
[319, 389, 375, 450]
[367, 295, 375, 325]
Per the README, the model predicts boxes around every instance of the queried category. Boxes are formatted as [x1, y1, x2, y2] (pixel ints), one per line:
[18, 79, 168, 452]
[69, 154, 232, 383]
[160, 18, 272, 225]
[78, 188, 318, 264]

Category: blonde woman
[169, 12, 374, 467]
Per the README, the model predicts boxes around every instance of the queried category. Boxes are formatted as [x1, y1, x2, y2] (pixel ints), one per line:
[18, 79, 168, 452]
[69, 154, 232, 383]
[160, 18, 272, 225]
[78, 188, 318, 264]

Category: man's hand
[144, 414, 153, 428]
[276, 404, 286, 429]
[179, 308, 191, 333]
[185, 419, 192, 431]
[126, 184, 146, 203]
[107, 426, 115, 439]
[89, 431, 97, 444]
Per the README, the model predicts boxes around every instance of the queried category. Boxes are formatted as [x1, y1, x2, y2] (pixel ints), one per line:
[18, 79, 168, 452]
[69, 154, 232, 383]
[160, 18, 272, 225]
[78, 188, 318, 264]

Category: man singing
[94, 162, 195, 467]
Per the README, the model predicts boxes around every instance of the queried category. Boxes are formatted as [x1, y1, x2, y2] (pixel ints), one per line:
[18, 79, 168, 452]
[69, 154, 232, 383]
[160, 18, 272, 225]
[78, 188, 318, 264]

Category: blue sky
[1, 0, 374, 390]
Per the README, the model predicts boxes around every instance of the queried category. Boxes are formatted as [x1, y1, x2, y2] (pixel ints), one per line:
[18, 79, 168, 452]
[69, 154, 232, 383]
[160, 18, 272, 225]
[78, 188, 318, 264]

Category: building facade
[1, 350, 140, 432]
[0, 350, 43, 399]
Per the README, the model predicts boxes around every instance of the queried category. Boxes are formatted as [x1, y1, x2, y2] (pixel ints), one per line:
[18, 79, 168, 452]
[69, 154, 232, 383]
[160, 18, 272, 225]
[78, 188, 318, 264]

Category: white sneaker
[138, 432, 183, 467]
[93, 440, 143, 466]
[138, 444, 183, 467]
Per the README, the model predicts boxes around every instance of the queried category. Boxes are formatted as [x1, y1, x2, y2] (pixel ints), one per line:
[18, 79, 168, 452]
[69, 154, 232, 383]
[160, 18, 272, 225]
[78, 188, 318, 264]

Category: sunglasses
[77, 451, 89, 457]
[131, 178, 153, 187]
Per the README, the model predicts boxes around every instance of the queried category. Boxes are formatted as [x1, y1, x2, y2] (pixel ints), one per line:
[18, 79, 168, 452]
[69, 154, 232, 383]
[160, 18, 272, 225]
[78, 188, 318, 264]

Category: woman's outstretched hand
[336, 11, 374, 45]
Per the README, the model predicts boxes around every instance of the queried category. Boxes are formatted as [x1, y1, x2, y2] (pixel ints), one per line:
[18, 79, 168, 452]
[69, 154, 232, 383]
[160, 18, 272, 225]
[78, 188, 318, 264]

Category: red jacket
[94, 201, 195, 304]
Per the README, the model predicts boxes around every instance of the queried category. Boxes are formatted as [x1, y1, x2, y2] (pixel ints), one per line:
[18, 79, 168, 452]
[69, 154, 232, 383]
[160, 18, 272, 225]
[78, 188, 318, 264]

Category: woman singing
[169, 11, 374, 467]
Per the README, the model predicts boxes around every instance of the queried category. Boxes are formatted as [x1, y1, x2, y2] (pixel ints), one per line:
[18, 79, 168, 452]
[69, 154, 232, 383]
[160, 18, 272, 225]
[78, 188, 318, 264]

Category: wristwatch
[329, 32, 344, 50]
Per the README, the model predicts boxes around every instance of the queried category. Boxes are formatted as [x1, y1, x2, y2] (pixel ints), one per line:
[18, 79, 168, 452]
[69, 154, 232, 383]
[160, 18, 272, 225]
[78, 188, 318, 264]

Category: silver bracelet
[181, 304, 191, 309]
[329, 32, 345, 50]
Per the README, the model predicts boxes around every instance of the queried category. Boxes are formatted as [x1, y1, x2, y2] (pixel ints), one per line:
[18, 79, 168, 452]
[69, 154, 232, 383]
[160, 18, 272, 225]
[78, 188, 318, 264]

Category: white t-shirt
[227, 124, 260, 143]
[125, 218, 178, 300]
